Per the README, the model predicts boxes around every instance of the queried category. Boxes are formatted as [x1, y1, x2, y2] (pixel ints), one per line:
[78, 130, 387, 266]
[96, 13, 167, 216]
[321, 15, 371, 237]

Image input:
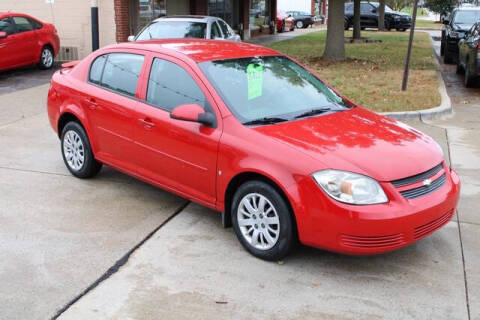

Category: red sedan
[0, 12, 60, 72]
[47, 40, 460, 261]
[276, 10, 295, 33]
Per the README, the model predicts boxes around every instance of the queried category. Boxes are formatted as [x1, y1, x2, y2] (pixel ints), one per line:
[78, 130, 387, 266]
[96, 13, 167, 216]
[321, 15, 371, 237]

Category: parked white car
[128, 15, 241, 42]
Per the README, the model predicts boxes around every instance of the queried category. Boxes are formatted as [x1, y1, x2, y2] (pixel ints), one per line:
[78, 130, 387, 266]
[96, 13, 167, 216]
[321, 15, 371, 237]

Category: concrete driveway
[1, 33, 478, 319]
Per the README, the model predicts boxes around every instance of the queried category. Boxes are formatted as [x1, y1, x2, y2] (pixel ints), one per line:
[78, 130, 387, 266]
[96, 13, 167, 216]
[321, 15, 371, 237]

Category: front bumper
[395, 20, 411, 29]
[288, 162, 461, 255]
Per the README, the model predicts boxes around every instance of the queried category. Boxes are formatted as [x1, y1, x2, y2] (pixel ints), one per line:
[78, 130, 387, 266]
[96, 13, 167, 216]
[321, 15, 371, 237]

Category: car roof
[153, 15, 219, 23]
[112, 39, 281, 63]
[455, 6, 480, 10]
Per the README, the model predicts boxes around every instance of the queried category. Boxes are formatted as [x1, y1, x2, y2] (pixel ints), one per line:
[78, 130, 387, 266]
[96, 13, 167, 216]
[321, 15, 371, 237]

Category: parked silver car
[128, 15, 241, 42]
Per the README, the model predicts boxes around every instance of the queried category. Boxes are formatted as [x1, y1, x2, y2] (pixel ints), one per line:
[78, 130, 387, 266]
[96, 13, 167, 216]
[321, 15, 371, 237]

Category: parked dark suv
[286, 11, 315, 29]
[441, 7, 480, 63]
[345, 2, 412, 31]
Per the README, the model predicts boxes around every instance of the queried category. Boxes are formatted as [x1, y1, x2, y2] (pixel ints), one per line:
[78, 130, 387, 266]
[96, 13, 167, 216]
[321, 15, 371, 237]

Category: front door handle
[84, 97, 98, 109]
[138, 117, 155, 129]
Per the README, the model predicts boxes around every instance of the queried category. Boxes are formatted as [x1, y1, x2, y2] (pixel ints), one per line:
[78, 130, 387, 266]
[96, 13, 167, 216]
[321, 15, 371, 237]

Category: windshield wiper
[243, 117, 289, 126]
[294, 107, 336, 119]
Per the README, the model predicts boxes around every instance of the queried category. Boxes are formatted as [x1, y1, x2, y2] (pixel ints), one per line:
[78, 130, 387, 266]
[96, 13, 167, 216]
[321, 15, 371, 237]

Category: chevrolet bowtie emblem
[423, 178, 432, 186]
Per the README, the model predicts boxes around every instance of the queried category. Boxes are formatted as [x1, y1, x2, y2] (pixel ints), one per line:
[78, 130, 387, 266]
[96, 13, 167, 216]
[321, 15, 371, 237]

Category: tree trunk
[323, 0, 345, 60]
[353, 0, 361, 39]
[378, 0, 385, 30]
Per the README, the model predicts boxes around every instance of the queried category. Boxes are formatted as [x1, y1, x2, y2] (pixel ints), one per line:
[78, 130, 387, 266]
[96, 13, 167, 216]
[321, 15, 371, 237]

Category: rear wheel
[231, 181, 296, 261]
[61, 122, 102, 178]
[38, 46, 54, 70]
[296, 20, 304, 29]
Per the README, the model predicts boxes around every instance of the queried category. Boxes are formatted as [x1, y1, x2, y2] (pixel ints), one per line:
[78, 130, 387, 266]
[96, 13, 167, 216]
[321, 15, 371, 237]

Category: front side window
[147, 58, 206, 111]
[199, 56, 350, 124]
[89, 53, 144, 97]
[136, 21, 207, 40]
[360, 3, 373, 13]
[0, 18, 16, 35]
[12, 16, 33, 33]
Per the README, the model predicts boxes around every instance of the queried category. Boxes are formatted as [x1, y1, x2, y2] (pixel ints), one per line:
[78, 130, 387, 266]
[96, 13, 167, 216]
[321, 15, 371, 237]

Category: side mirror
[170, 104, 215, 127]
[443, 19, 449, 25]
[0, 31, 7, 40]
[127, 35, 135, 42]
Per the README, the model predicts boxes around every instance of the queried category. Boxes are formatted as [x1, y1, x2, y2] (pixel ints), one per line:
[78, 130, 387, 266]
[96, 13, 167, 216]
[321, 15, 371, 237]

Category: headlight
[433, 140, 444, 158]
[312, 170, 388, 205]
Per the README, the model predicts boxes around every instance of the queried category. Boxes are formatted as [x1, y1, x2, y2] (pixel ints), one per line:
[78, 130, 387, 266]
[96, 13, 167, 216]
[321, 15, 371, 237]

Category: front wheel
[296, 20, 304, 29]
[440, 41, 445, 56]
[61, 122, 102, 178]
[231, 181, 296, 261]
[38, 46, 54, 70]
[465, 62, 477, 87]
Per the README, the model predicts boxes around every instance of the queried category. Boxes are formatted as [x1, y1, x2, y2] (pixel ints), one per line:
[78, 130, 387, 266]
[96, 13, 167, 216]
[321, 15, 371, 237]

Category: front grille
[400, 173, 446, 199]
[414, 210, 454, 240]
[340, 233, 406, 249]
[392, 163, 443, 187]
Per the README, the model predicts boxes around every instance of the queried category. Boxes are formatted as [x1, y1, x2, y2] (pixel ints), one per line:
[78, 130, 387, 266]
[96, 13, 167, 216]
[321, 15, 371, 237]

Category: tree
[378, 0, 386, 30]
[323, 0, 345, 60]
[353, 0, 361, 39]
[386, 0, 413, 12]
[424, 0, 456, 18]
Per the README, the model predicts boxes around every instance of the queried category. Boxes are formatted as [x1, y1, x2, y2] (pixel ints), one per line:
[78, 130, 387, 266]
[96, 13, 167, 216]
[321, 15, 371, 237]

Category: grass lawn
[415, 20, 443, 29]
[269, 31, 440, 112]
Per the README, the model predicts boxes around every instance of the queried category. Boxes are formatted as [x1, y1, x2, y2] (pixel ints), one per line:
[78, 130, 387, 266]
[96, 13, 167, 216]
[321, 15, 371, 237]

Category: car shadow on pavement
[0, 64, 59, 95]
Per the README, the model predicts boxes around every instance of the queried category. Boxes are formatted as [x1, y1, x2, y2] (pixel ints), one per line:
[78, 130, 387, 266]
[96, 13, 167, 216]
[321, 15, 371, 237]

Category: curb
[381, 35, 452, 121]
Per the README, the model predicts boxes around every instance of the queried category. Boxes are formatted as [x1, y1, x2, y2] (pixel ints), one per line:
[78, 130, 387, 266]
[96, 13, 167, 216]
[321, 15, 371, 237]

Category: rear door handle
[84, 97, 98, 109]
[138, 118, 155, 129]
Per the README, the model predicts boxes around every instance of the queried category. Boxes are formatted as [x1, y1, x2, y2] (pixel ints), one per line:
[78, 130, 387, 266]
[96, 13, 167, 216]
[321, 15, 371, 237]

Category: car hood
[453, 23, 473, 31]
[253, 107, 443, 182]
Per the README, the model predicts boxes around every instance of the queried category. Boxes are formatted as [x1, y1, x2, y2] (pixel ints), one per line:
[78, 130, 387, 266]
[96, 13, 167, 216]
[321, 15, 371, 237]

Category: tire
[385, 21, 391, 31]
[231, 180, 296, 261]
[440, 41, 445, 56]
[344, 20, 350, 30]
[61, 121, 102, 178]
[38, 46, 54, 70]
[296, 20, 304, 29]
[444, 45, 453, 64]
[464, 61, 476, 88]
[396, 28, 406, 32]
[456, 61, 464, 74]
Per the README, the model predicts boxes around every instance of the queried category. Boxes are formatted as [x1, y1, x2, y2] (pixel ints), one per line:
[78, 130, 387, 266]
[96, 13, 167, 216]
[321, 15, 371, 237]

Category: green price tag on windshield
[247, 63, 263, 100]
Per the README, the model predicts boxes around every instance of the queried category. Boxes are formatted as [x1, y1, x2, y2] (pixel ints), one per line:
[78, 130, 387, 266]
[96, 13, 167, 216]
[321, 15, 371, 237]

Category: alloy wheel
[42, 48, 53, 68]
[237, 193, 280, 250]
[63, 130, 85, 171]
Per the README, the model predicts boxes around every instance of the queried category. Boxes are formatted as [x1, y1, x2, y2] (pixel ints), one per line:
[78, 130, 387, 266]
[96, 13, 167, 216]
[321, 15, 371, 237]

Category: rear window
[88, 53, 144, 97]
[136, 21, 207, 40]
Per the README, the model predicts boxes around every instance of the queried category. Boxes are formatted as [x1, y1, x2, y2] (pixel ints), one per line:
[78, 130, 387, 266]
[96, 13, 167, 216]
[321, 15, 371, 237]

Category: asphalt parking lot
[0, 31, 478, 320]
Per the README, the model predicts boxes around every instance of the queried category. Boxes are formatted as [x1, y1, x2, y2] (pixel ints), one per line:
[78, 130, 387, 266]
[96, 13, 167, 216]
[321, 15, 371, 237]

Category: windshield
[199, 56, 351, 124]
[453, 10, 480, 24]
[136, 21, 207, 40]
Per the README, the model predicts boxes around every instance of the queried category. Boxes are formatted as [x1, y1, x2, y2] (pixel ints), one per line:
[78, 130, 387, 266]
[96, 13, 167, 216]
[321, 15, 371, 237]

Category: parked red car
[0, 12, 60, 72]
[47, 40, 460, 261]
[276, 10, 295, 33]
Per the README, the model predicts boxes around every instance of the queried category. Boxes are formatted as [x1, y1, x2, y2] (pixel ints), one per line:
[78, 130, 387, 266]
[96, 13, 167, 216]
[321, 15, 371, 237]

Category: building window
[208, 0, 234, 27]
[250, 0, 270, 29]
[131, 0, 167, 34]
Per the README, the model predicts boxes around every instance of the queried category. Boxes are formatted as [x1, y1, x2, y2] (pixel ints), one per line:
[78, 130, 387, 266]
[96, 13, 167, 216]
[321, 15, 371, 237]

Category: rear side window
[211, 21, 222, 39]
[89, 55, 107, 85]
[89, 53, 144, 97]
[29, 18, 42, 30]
[218, 20, 231, 38]
[12, 16, 33, 33]
[146, 58, 206, 111]
[0, 18, 16, 35]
